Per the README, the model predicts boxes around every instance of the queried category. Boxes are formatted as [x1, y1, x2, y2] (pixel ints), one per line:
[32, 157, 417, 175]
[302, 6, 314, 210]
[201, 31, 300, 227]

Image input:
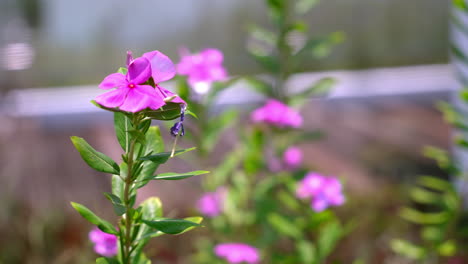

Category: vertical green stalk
[122, 114, 141, 264]
[273, 1, 294, 102]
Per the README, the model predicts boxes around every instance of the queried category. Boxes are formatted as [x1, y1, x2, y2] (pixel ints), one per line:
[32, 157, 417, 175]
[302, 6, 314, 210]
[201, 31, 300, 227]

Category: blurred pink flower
[283, 146, 303, 169]
[214, 243, 260, 264]
[196, 187, 227, 217]
[177, 48, 227, 94]
[95, 50, 184, 113]
[251, 99, 303, 128]
[296, 173, 345, 212]
[89, 227, 118, 257]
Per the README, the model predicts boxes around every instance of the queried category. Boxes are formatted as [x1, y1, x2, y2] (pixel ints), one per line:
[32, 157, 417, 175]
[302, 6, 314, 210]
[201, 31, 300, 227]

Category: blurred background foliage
[0, 0, 449, 89]
[0, 0, 464, 263]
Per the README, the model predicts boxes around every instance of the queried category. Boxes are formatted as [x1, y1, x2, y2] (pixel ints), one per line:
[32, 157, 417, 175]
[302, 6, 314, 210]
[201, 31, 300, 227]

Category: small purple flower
[170, 106, 186, 137]
[251, 99, 303, 128]
[196, 187, 226, 218]
[283, 146, 303, 169]
[95, 50, 185, 113]
[177, 48, 228, 94]
[296, 173, 345, 212]
[214, 243, 260, 264]
[89, 227, 118, 257]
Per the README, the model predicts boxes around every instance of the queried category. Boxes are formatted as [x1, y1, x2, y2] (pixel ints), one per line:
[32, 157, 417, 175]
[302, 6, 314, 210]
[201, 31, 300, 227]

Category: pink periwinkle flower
[214, 243, 260, 264]
[89, 227, 118, 257]
[283, 146, 303, 169]
[251, 99, 303, 128]
[177, 48, 227, 94]
[95, 50, 185, 113]
[296, 173, 345, 212]
[196, 187, 227, 218]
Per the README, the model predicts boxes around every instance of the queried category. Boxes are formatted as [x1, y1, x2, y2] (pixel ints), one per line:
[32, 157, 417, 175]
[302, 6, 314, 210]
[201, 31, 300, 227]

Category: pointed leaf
[114, 112, 133, 152]
[138, 147, 196, 164]
[104, 192, 126, 216]
[96, 257, 119, 264]
[70, 202, 118, 235]
[143, 170, 209, 181]
[70, 136, 120, 174]
[142, 218, 201, 235]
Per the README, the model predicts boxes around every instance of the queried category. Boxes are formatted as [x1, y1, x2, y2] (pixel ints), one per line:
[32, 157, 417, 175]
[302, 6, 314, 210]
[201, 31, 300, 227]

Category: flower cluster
[89, 227, 118, 257]
[177, 48, 227, 94]
[251, 99, 303, 128]
[95, 50, 185, 113]
[196, 187, 227, 218]
[214, 243, 260, 264]
[296, 173, 345, 212]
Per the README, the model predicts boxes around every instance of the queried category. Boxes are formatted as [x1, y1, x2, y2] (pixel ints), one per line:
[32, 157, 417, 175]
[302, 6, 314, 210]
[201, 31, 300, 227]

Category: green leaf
[423, 146, 458, 173]
[289, 78, 335, 107]
[96, 257, 119, 264]
[112, 163, 127, 200]
[317, 220, 343, 260]
[409, 187, 441, 204]
[267, 213, 302, 239]
[454, 0, 468, 11]
[417, 175, 453, 192]
[143, 170, 209, 181]
[70, 136, 120, 174]
[295, 0, 320, 14]
[390, 239, 426, 260]
[104, 192, 126, 216]
[117, 67, 128, 75]
[135, 126, 165, 188]
[185, 109, 198, 119]
[138, 147, 196, 164]
[70, 202, 118, 234]
[114, 112, 133, 152]
[136, 197, 164, 243]
[437, 240, 457, 256]
[142, 218, 202, 235]
[294, 32, 345, 62]
[400, 208, 449, 225]
[144, 102, 182, 121]
[244, 77, 274, 97]
[297, 240, 316, 264]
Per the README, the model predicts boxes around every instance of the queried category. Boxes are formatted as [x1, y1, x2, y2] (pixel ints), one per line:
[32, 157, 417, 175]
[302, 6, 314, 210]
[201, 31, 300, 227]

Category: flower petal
[136, 85, 166, 110]
[156, 86, 186, 105]
[119, 85, 166, 113]
[95, 88, 128, 108]
[127, 57, 152, 84]
[143, 50, 176, 83]
[98, 73, 126, 90]
[201, 48, 224, 65]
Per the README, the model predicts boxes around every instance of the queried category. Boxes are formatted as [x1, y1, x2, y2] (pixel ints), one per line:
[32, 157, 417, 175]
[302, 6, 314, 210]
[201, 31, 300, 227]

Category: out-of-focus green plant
[175, 1, 348, 263]
[391, 2, 468, 262]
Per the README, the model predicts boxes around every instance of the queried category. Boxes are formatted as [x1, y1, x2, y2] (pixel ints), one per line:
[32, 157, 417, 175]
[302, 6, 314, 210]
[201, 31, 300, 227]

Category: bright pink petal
[98, 73, 126, 90]
[119, 85, 167, 112]
[127, 57, 151, 84]
[156, 86, 186, 105]
[136, 85, 166, 110]
[95, 88, 128, 108]
[143, 50, 176, 83]
[201, 48, 224, 65]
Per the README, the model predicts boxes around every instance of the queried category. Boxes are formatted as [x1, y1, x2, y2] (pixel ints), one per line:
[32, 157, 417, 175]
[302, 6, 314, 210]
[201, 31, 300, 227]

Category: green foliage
[70, 202, 118, 235]
[181, 1, 346, 264]
[71, 104, 206, 263]
[70, 136, 120, 174]
[143, 170, 209, 181]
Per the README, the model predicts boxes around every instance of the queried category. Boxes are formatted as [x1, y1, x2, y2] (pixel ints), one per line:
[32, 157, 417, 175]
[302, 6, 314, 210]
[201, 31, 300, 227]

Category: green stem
[122, 115, 140, 264]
